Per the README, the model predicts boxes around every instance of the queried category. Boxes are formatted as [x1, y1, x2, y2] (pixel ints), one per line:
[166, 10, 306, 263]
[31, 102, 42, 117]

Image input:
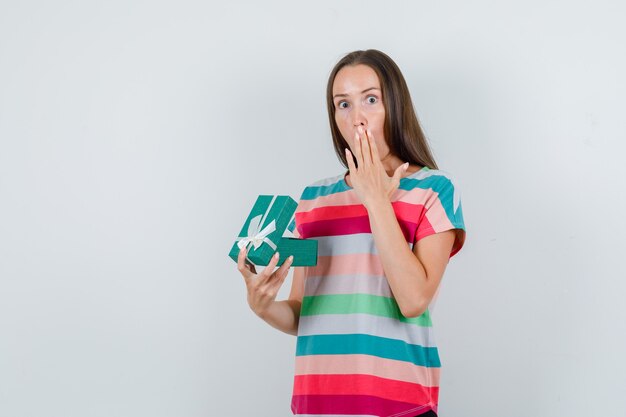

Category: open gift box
[228, 195, 317, 267]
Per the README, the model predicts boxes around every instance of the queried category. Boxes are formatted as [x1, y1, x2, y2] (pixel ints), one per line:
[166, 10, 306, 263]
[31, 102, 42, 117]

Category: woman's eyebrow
[333, 87, 380, 99]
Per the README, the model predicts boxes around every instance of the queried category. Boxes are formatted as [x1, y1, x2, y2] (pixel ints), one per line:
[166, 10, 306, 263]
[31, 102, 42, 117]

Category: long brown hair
[326, 49, 439, 170]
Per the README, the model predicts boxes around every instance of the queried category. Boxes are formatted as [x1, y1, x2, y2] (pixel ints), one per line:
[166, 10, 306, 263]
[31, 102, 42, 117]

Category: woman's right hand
[237, 247, 294, 317]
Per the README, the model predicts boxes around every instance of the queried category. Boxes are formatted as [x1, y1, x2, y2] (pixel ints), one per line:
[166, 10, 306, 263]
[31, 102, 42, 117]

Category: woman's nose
[351, 106, 367, 129]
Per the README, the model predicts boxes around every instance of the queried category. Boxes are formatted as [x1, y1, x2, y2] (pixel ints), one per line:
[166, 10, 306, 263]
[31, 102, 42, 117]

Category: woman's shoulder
[306, 172, 346, 188]
[402, 166, 463, 215]
[297, 172, 347, 200]
[403, 165, 459, 188]
[304, 174, 344, 189]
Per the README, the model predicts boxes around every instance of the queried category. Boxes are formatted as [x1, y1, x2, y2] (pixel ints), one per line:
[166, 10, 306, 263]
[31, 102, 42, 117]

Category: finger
[387, 164, 406, 200]
[345, 148, 356, 174]
[259, 251, 280, 283]
[359, 127, 372, 168]
[353, 130, 364, 169]
[237, 247, 254, 281]
[367, 128, 382, 166]
[268, 255, 293, 288]
[238, 246, 257, 275]
[392, 162, 408, 184]
[246, 260, 257, 275]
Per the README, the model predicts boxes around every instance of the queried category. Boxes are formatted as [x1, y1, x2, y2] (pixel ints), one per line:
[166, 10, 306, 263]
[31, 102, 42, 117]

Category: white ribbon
[236, 196, 279, 256]
[236, 216, 277, 251]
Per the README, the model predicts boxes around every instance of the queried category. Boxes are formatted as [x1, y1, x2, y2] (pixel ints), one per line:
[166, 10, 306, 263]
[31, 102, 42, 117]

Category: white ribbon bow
[237, 215, 277, 251]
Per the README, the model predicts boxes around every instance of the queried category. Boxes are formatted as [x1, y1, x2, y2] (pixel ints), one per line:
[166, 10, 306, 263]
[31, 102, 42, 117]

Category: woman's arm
[366, 200, 457, 318]
[237, 246, 303, 336]
[344, 126, 458, 318]
[255, 266, 304, 336]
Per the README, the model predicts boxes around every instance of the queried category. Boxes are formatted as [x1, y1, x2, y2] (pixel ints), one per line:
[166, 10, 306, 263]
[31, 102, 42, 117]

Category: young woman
[237, 49, 466, 417]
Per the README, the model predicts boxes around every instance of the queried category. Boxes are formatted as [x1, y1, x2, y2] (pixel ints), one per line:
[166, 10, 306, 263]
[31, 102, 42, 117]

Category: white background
[1, 1, 625, 416]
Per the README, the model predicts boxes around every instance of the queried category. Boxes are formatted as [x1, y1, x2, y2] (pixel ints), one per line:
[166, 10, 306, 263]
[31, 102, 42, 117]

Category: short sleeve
[414, 174, 466, 258]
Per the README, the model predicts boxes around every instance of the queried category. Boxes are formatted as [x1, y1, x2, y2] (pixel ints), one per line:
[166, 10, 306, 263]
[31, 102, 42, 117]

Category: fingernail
[274, 252, 280, 259]
[404, 162, 409, 170]
[288, 255, 294, 262]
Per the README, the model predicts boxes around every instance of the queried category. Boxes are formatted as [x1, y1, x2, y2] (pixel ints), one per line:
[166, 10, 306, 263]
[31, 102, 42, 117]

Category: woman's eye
[338, 101, 348, 109]
[367, 96, 378, 104]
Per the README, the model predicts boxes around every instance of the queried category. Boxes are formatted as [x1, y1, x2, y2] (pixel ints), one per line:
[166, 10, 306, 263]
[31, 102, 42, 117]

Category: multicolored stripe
[290, 167, 466, 417]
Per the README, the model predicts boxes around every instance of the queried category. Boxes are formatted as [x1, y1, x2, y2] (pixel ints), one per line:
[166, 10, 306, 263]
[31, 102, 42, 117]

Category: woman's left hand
[345, 126, 408, 209]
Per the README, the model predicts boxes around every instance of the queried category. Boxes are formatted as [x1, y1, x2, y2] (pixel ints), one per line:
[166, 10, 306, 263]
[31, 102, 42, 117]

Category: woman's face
[332, 64, 389, 160]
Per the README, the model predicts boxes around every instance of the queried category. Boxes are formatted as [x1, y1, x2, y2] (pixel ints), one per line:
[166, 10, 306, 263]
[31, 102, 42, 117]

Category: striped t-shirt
[289, 166, 466, 417]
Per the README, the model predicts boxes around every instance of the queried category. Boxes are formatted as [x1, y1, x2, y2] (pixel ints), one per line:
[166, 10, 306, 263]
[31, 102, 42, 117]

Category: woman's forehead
[332, 64, 381, 95]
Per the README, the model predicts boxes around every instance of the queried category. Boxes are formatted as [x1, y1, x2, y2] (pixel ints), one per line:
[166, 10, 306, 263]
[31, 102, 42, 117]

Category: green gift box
[228, 195, 318, 267]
